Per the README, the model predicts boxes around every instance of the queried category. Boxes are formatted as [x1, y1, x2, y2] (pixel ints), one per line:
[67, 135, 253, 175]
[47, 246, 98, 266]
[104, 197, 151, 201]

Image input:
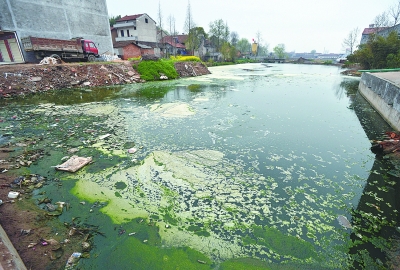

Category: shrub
[170, 55, 201, 62]
[128, 56, 142, 61]
[136, 60, 179, 81]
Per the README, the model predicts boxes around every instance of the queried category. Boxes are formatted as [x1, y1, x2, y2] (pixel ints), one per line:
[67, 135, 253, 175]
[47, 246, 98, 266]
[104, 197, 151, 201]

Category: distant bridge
[264, 58, 285, 63]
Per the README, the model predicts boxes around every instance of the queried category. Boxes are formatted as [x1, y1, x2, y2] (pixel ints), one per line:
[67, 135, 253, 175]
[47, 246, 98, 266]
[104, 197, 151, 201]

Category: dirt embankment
[0, 61, 211, 98]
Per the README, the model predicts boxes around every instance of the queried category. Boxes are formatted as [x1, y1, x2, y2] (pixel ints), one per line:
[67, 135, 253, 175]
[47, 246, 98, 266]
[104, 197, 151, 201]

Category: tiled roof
[362, 27, 388, 35]
[113, 41, 157, 49]
[161, 36, 186, 48]
[116, 14, 144, 22]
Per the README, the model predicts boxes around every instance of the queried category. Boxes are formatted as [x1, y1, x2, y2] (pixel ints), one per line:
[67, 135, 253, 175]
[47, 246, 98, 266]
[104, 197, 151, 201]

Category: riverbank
[359, 71, 400, 131]
[0, 60, 211, 99]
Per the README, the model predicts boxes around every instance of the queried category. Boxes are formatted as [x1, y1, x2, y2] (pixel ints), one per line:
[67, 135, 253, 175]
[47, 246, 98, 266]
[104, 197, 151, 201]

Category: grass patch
[137, 60, 179, 81]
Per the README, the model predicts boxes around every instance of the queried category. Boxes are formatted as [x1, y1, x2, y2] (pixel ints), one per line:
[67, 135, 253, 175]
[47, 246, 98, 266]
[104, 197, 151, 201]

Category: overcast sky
[106, 0, 396, 53]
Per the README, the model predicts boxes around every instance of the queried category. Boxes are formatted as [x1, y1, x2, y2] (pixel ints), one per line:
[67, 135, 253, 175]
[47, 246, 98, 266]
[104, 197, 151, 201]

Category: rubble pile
[0, 60, 212, 99]
[174, 62, 211, 77]
[0, 62, 142, 98]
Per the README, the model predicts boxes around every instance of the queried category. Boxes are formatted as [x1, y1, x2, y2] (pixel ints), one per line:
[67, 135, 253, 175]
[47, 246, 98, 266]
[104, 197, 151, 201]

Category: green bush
[136, 60, 179, 81]
[348, 31, 400, 70]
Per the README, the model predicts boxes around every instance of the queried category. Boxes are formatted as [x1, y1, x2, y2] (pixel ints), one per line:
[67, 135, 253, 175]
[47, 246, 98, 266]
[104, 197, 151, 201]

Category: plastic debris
[127, 148, 137, 154]
[8, 191, 19, 199]
[65, 252, 82, 270]
[54, 156, 92, 172]
[337, 215, 353, 229]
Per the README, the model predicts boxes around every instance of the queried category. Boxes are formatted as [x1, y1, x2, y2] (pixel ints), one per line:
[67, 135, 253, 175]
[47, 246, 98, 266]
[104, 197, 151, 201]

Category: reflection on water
[0, 63, 398, 269]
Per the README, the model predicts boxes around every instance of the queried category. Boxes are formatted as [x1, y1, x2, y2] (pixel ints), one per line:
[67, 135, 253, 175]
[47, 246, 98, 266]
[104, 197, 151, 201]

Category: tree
[273, 44, 286, 59]
[209, 19, 227, 52]
[254, 31, 263, 56]
[184, 0, 196, 54]
[167, 15, 177, 36]
[374, 11, 390, 28]
[236, 38, 250, 54]
[184, 0, 195, 34]
[388, 0, 400, 26]
[109, 15, 121, 27]
[348, 31, 400, 69]
[258, 43, 269, 56]
[230, 31, 239, 47]
[342, 27, 359, 54]
[220, 42, 236, 62]
[157, 1, 164, 51]
[186, 27, 207, 58]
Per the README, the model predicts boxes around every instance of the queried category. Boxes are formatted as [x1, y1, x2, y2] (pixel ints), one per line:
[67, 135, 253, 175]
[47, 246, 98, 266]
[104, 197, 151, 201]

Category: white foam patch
[149, 102, 195, 117]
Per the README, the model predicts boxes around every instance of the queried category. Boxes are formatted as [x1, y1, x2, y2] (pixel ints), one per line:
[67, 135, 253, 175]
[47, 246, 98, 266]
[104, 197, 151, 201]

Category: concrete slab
[373, 71, 400, 87]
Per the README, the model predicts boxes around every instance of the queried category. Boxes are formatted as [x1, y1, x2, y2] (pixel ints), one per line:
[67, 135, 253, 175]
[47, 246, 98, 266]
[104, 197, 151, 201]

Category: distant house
[111, 13, 160, 58]
[161, 36, 187, 56]
[360, 24, 389, 44]
[113, 41, 155, 60]
[112, 14, 157, 43]
[317, 53, 343, 61]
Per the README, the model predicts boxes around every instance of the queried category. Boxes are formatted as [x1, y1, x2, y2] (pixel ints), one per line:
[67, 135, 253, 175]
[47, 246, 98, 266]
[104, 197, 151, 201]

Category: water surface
[0, 63, 396, 269]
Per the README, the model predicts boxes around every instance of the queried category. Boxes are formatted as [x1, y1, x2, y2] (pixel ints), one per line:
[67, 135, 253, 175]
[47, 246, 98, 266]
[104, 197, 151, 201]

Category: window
[145, 18, 148, 23]
[120, 30, 124, 37]
[127, 30, 130, 37]
[134, 26, 136, 30]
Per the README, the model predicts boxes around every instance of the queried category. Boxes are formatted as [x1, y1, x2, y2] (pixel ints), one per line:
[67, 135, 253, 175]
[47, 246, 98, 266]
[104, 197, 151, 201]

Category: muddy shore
[0, 60, 211, 269]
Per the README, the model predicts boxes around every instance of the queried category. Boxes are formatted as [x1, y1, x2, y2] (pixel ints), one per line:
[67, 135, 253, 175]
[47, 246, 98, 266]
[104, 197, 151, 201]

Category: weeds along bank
[0, 57, 211, 99]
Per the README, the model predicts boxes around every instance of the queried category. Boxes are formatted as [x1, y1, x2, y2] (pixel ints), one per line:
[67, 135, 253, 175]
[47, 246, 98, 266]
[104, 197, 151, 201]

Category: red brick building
[113, 41, 155, 60]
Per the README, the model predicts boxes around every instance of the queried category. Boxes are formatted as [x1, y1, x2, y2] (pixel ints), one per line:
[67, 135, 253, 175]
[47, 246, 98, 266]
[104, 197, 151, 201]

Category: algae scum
[1, 63, 398, 269]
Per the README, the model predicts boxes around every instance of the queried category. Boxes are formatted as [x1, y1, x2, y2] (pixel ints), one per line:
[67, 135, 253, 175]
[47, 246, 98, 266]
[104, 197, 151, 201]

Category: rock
[29, 76, 42, 82]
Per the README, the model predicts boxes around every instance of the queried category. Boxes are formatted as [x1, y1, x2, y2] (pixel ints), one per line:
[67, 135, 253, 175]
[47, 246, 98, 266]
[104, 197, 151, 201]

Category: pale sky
[106, 0, 396, 53]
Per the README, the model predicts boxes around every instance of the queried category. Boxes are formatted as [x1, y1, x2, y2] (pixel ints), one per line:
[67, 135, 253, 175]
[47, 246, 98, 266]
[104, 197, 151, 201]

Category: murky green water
[1, 63, 398, 269]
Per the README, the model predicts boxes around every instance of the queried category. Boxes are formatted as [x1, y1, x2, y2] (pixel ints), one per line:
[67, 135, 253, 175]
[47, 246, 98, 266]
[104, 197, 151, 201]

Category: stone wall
[359, 72, 400, 130]
[0, 0, 113, 62]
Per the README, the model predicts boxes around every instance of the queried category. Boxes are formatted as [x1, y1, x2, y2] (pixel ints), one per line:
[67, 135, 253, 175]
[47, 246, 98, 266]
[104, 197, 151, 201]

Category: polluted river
[0, 63, 398, 269]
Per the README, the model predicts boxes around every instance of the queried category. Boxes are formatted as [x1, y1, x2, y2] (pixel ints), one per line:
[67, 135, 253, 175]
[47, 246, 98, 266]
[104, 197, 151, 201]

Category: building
[161, 36, 187, 57]
[111, 14, 161, 58]
[113, 41, 155, 60]
[360, 24, 389, 45]
[0, 0, 113, 64]
[112, 14, 157, 43]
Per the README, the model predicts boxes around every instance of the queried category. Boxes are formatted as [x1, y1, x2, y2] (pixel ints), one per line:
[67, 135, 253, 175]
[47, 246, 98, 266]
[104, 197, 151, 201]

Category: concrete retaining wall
[359, 72, 400, 131]
[0, 0, 113, 62]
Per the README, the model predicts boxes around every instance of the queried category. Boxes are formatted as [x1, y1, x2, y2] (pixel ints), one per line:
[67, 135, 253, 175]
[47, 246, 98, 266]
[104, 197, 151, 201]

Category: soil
[0, 60, 211, 99]
[0, 59, 211, 269]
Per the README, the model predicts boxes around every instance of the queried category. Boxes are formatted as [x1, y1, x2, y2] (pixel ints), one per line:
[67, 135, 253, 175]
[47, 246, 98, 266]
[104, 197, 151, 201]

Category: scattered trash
[128, 232, 136, 236]
[39, 57, 59, 65]
[337, 215, 353, 229]
[20, 229, 32, 236]
[65, 252, 82, 270]
[8, 191, 19, 199]
[98, 134, 111, 140]
[197, 260, 207, 264]
[54, 156, 92, 172]
[127, 148, 137, 154]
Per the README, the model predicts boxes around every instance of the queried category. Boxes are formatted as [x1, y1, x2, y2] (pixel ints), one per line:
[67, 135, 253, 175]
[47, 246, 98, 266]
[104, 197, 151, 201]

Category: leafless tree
[342, 27, 359, 54]
[223, 22, 230, 43]
[184, 0, 195, 34]
[230, 31, 239, 47]
[374, 11, 391, 28]
[157, 1, 164, 52]
[388, 0, 400, 26]
[184, 0, 196, 54]
[167, 15, 176, 35]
